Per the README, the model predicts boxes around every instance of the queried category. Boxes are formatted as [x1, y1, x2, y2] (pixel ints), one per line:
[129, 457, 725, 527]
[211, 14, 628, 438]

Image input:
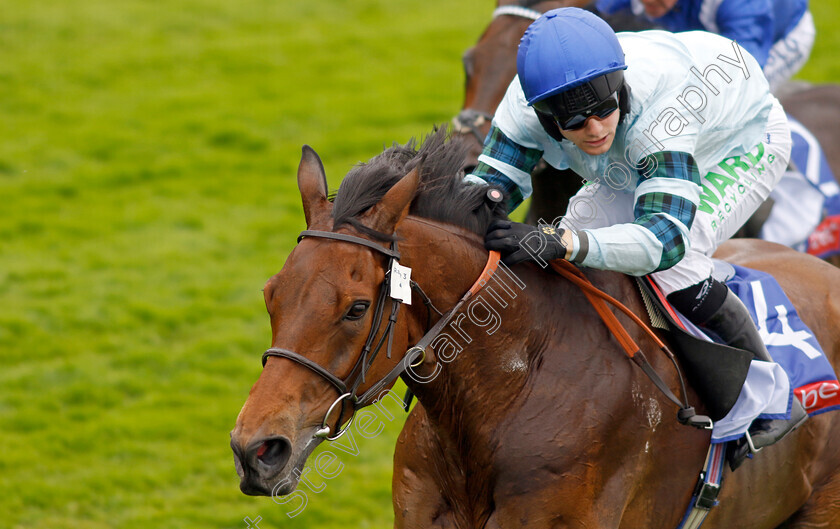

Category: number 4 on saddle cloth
[641, 261, 840, 445]
[759, 116, 840, 258]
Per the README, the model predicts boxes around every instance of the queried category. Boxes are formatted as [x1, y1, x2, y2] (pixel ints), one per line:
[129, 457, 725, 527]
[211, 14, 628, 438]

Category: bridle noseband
[262, 229, 500, 441]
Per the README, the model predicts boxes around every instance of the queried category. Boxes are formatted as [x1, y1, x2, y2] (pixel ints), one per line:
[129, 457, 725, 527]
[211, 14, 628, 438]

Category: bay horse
[453, 1, 840, 268]
[230, 129, 840, 528]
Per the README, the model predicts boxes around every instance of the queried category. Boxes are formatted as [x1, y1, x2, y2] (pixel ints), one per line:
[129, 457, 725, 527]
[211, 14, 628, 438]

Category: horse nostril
[255, 437, 292, 470]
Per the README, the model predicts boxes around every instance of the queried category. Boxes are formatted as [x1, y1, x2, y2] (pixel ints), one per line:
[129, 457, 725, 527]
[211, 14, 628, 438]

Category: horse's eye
[344, 301, 370, 321]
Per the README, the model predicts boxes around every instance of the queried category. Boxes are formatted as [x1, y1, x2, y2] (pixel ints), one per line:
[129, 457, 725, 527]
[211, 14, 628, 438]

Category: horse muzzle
[231, 432, 312, 496]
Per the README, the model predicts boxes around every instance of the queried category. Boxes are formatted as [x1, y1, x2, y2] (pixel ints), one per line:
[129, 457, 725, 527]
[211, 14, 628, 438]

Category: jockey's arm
[464, 125, 543, 212]
[592, 0, 632, 16]
[714, 0, 775, 68]
[466, 117, 704, 276]
[574, 151, 702, 275]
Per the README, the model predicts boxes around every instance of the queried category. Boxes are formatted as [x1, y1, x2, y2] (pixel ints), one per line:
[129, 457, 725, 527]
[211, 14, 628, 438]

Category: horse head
[230, 145, 422, 496]
[229, 127, 840, 527]
[230, 130, 508, 497]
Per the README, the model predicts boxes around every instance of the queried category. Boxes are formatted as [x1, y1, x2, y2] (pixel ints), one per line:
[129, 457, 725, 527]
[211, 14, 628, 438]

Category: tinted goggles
[533, 91, 619, 131]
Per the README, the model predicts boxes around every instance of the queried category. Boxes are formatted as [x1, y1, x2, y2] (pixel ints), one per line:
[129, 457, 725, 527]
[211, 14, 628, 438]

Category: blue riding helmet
[518, 8, 627, 122]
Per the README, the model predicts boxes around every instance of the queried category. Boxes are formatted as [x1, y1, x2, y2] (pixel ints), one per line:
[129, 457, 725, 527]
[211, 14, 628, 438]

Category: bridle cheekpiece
[261, 229, 500, 440]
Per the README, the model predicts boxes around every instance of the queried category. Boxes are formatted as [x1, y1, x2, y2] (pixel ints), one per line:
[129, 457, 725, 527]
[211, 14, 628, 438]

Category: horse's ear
[297, 145, 333, 227]
[365, 164, 420, 234]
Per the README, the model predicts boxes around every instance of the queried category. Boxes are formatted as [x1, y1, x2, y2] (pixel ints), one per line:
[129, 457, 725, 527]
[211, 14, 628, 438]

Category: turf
[0, 1, 836, 528]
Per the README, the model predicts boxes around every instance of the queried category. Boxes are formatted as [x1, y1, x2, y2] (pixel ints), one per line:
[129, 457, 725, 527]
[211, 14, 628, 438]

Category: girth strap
[677, 442, 727, 529]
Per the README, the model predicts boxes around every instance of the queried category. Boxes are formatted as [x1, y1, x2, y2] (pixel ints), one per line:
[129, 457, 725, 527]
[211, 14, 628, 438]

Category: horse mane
[331, 127, 509, 241]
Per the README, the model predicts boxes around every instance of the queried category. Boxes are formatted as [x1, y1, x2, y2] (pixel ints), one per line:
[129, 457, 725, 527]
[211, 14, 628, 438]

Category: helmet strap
[618, 82, 631, 124]
[536, 110, 566, 142]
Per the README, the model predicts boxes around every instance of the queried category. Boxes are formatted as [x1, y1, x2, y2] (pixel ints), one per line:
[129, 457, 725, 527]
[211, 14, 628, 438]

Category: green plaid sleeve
[633, 151, 701, 271]
[470, 125, 542, 211]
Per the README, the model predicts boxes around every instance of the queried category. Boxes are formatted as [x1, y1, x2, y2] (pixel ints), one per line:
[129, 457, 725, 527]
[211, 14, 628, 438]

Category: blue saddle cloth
[727, 264, 840, 416]
[669, 263, 840, 442]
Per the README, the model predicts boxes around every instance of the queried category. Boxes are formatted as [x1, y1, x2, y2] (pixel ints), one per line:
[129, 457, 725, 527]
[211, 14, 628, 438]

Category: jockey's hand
[484, 219, 572, 267]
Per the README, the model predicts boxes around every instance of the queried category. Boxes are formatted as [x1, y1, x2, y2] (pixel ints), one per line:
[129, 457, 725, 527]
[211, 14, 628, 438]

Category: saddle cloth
[662, 261, 840, 442]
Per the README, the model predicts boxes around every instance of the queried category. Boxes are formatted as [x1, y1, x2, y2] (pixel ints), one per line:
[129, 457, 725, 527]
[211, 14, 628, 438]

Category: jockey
[593, 0, 815, 92]
[466, 8, 807, 451]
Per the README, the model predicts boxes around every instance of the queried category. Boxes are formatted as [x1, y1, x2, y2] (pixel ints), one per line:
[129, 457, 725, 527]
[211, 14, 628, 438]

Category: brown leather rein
[549, 259, 712, 429]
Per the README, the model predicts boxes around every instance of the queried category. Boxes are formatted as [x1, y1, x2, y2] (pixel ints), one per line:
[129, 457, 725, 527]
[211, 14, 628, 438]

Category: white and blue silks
[490, 30, 778, 283]
[594, 0, 814, 91]
[759, 116, 840, 257]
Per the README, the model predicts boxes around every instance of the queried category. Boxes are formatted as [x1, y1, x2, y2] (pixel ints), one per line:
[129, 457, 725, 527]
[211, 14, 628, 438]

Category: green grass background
[1, 1, 837, 528]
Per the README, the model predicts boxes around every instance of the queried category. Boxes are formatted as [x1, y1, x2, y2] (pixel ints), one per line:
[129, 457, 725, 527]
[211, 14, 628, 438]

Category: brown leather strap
[549, 260, 711, 428]
[298, 230, 401, 260]
[262, 347, 348, 395]
[354, 251, 503, 408]
[549, 260, 667, 355]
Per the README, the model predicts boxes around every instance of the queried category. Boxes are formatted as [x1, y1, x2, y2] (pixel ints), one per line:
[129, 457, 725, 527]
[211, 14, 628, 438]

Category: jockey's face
[559, 106, 620, 156]
[640, 0, 679, 18]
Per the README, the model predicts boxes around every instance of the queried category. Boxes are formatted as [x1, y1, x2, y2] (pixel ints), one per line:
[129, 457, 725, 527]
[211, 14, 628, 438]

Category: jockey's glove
[484, 219, 574, 267]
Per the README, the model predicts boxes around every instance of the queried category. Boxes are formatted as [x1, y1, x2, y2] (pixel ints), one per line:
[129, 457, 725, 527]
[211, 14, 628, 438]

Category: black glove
[484, 219, 570, 267]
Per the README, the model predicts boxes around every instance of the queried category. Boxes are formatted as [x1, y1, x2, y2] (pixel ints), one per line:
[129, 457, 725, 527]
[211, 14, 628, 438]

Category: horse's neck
[399, 218, 648, 462]
[398, 218, 586, 445]
[397, 218, 524, 408]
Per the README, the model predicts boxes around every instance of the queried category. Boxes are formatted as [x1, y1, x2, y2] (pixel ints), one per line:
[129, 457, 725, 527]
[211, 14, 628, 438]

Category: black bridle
[262, 229, 500, 441]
